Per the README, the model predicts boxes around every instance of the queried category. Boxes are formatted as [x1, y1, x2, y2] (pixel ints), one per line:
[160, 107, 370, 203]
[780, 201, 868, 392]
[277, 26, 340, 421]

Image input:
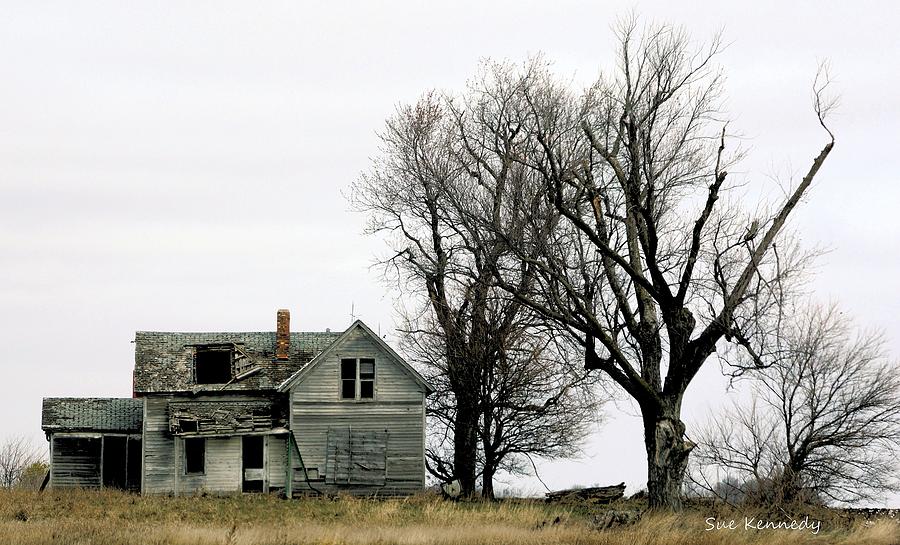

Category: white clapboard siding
[267, 435, 287, 489]
[176, 436, 241, 494]
[143, 393, 281, 495]
[294, 327, 423, 403]
[290, 327, 426, 496]
[142, 396, 175, 494]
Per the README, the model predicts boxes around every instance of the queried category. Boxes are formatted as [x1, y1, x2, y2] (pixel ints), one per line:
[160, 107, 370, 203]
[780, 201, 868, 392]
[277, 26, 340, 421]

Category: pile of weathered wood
[545, 482, 626, 504]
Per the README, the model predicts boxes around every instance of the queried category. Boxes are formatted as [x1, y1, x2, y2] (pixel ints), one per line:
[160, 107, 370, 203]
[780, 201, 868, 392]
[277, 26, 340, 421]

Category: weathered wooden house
[41, 310, 432, 496]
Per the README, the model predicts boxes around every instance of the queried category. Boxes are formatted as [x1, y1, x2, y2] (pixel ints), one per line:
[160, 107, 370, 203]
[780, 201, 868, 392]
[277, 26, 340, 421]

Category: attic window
[340, 358, 375, 400]
[195, 347, 232, 384]
[359, 358, 375, 399]
[341, 359, 356, 399]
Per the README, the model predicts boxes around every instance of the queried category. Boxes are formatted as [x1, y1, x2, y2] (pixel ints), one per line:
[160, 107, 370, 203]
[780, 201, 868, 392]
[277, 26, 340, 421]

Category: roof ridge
[134, 330, 340, 335]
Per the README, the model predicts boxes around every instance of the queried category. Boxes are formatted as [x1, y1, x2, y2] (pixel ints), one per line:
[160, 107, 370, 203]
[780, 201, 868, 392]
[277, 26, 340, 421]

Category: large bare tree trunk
[481, 440, 497, 500]
[453, 397, 479, 497]
[481, 467, 496, 500]
[643, 403, 693, 510]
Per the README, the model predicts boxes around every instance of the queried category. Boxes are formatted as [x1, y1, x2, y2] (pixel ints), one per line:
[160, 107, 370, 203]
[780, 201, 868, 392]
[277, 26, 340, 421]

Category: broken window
[195, 347, 232, 384]
[340, 358, 356, 399]
[359, 358, 375, 399]
[340, 358, 376, 400]
[178, 419, 199, 433]
[184, 437, 205, 474]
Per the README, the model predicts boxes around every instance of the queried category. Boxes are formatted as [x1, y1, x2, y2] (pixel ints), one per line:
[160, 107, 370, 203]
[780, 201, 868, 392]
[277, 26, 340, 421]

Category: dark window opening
[179, 419, 198, 433]
[340, 358, 356, 399]
[184, 438, 205, 474]
[359, 381, 374, 398]
[359, 358, 375, 399]
[195, 348, 232, 384]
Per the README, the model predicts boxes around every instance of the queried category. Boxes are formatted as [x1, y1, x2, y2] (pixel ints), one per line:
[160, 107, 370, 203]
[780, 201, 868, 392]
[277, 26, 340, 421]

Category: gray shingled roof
[133, 331, 341, 393]
[42, 398, 143, 432]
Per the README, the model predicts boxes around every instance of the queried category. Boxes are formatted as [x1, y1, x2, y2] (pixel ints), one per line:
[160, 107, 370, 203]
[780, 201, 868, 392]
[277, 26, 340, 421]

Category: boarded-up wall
[325, 428, 386, 485]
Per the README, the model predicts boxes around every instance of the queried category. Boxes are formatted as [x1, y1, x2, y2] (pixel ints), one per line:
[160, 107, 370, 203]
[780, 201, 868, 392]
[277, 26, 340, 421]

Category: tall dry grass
[0, 489, 896, 545]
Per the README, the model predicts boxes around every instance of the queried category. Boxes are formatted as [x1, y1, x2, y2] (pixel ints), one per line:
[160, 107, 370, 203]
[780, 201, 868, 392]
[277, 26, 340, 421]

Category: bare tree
[353, 93, 600, 498]
[356, 16, 834, 508]
[461, 21, 832, 509]
[410, 317, 600, 498]
[476, 330, 600, 498]
[0, 435, 45, 489]
[693, 303, 900, 505]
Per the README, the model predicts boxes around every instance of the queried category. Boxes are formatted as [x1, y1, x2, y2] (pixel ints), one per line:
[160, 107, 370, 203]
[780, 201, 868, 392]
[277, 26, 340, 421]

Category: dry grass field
[0, 489, 896, 545]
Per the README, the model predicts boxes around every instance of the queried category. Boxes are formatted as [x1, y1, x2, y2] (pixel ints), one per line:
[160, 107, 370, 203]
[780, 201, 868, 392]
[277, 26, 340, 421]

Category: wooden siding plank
[51, 436, 101, 489]
[267, 435, 287, 489]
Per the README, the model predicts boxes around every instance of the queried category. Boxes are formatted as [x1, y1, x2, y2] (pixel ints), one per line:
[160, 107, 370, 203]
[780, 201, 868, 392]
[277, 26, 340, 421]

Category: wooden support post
[100, 435, 105, 489]
[48, 436, 54, 489]
[285, 433, 293, 499]
[174, 437, 180, 497]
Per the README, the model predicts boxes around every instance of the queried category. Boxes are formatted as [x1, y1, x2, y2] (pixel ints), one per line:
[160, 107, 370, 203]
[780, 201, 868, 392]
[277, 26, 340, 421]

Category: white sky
[1, 1, 897, 506]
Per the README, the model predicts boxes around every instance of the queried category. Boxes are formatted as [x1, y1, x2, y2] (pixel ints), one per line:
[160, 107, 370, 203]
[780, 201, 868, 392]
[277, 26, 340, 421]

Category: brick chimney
[276, 309, 290, 360]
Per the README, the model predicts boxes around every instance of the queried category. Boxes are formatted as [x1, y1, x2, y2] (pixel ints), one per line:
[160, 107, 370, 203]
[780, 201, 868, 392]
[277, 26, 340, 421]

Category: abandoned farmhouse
[40, 310, 432, 496]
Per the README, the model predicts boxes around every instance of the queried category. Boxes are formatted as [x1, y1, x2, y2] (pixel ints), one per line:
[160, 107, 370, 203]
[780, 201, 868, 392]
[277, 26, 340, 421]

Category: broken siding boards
[51, 436, 101, 488]
[168, 399, 285, 436]
[143, 394, 286, 495]
[143, 396, 175, 494]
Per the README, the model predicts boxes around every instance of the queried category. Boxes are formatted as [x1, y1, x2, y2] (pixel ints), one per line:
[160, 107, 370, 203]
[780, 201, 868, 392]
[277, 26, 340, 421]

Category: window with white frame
[340, 357, 375, 399]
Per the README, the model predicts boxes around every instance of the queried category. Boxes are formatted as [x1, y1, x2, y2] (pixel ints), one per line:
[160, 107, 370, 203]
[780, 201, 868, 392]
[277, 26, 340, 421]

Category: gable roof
[42, 398, 143, 433]
[134, 331, 341, 394]
[277, 320, 434, 394]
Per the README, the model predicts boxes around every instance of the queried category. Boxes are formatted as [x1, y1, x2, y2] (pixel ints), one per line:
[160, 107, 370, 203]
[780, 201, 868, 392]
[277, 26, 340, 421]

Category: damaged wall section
[169, 399, 287, 436]
[42, 398, 144, 491]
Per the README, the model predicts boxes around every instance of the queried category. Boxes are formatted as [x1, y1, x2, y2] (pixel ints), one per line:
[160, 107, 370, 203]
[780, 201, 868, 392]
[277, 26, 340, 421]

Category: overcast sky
[1, 1, 898, 505]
